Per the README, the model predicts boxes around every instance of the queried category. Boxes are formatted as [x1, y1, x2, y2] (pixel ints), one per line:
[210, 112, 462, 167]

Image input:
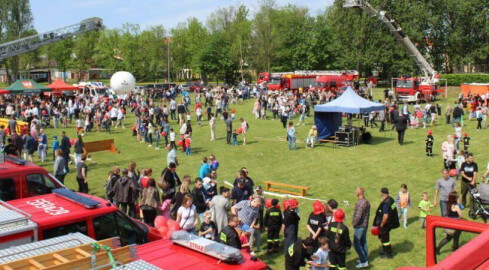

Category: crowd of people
[1, 83, 489, 270]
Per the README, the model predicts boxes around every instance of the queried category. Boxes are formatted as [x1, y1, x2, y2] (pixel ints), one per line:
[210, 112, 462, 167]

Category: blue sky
[31, 0, 334, 32]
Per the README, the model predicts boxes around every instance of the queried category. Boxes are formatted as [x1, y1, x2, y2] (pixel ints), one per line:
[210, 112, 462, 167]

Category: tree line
[1, 0, 488, 84]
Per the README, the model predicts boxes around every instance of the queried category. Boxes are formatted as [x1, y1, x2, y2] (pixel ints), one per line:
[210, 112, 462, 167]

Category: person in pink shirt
[240, 118, 248, 145]
[159, 195, 172, 220]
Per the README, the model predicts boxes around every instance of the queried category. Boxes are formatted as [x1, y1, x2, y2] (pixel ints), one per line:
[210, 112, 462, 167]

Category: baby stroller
[468, 185, 489, 220]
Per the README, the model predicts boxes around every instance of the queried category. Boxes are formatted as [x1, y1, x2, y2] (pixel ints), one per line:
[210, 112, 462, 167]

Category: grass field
[36, 87, 488, 269]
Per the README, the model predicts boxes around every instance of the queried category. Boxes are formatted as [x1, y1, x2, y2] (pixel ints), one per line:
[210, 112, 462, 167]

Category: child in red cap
[325, 209, 351, 270]
[425, 130, 434, 157]
[307, 201, 327, 245]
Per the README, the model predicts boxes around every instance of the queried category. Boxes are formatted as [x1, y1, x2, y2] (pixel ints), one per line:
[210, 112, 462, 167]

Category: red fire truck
[297, 70, 360, 92]
[0, 189, 162, 248]
[267, 73, 316, 91]
[0, 189, 267, 269]
[394, 75, 444, 102]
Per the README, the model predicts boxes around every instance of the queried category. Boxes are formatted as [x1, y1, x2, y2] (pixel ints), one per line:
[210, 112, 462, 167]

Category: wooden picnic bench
[318, 136, 339, 147]
[263, 181, 310, 196]
[83, 139, 119, 154]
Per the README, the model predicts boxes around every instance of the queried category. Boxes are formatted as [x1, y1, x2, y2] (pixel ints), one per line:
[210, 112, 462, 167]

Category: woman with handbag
[159, 162, 181, 200]
[176, 194, 199, 233]
[140, 178, 160, 227]
[436, 191, 463, 254]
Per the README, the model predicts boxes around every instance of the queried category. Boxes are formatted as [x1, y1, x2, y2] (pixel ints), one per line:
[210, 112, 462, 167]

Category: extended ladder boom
[343, 0, 437, 84]
[0, 17, 104, 61]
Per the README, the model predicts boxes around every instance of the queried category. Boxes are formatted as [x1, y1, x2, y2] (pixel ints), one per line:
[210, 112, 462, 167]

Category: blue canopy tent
[314, 87, 385, 139]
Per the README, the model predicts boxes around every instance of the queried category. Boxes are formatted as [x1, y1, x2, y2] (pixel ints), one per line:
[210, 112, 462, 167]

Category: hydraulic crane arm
[0, 17, 104, 61]
[343, 0, 437, 84]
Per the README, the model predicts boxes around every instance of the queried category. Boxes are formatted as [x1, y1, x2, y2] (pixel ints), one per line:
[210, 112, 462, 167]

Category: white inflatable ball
[110, 71, 136, 94]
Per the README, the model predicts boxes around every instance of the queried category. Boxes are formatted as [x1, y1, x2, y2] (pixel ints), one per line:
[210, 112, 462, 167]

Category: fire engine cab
[0, 155, 64, 201]
[0, 188, 161, 249]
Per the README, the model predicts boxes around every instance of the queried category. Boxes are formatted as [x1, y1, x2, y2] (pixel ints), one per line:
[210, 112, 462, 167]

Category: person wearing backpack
[325, 209, 351, 270]
[373, 187, 400, 259]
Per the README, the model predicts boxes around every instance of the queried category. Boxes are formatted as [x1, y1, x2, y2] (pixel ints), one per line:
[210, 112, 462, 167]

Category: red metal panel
[398, 215, 489, 270]
[136, 239, 267, 270]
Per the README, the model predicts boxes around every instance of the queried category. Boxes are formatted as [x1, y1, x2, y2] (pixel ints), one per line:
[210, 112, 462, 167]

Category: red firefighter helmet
[283, 200, 292, 210]
[266, 198, 273, 209]
[290, 199, 299, 209]
[313, 200, 325, 215]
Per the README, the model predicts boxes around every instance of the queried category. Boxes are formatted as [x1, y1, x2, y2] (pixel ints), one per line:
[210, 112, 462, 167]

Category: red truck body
[0, 192, 160, 248]
[395, 77, 443, 102]
[398, 215, 489, 270]
[0, 191, 268, 269]
[0, 155, 64, 201]
[316, 75, 355, 92]
[137, 238, 267, 270]
[267, 74, 316, 91]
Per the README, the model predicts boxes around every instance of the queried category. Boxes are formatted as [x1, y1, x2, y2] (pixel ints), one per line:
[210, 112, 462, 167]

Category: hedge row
[440, 74, 489, 86]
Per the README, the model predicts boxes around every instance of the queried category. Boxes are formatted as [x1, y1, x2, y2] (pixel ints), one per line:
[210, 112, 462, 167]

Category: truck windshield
[397, 80, 414, 88]
[269, 77, 281, 85]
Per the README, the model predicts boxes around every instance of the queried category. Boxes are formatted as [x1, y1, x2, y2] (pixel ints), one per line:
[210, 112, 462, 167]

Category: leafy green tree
[46, 39, 74, 81]
[4, 0, 34, 82]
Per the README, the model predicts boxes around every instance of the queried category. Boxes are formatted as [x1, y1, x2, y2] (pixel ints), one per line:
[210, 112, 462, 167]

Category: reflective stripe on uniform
[338, 267, 346, 270]
[331, 227, 343, 234]
[288, 244, 294, 256]
[267, 239, 273, 242]
[383, 242, 391, 246]
[270, 212, 280, 216]
[220, 232, 227, 242]
[390, 203, 396, 210]
[274, 239, 280, 242]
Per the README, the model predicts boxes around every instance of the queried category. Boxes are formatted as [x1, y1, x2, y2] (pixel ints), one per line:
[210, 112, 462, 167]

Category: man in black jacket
[284, 237, 316, 270]
[373, 187, 400, 259]
[452, 103, 463, 125]
[395, 110, 408, 145]
[325, 209, 351, 270]
[220, 214, 241, 249]
[160, 162, 181, 199]
[60, 131, 71, 172]
[192, 177, 207, 222]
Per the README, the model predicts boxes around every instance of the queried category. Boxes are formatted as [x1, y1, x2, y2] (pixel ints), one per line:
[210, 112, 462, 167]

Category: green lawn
[37, 87, 487, 269]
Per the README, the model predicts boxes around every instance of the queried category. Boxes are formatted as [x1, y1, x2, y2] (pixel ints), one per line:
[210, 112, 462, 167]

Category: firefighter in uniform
[373, 187, 400, 259]
[325, 209, 351, 270]
[220, 214, 242, 249]
[264, 198, 282, 253]
[284, 237, 316, 270]
[425, 130, 434, 157]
